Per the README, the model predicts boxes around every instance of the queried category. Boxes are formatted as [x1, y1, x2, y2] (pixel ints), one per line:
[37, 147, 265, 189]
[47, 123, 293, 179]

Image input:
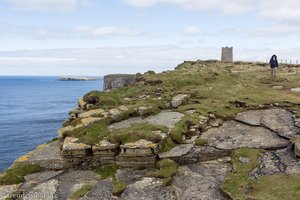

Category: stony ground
[1, 61, 300, 200]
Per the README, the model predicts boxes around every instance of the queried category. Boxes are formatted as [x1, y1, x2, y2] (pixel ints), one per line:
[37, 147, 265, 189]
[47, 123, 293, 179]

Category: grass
[67, 121, 110, 145]
[0, 164, 44, 185]
[195, 138, 208, 146]
[146, 159, 179, 186]
[109, 123, 169, 144]
[170, 114, 199, 144]
[95, 164, 119, 179]
[112, 178, 126, 196]
[160, 137, 177, 152]
[70, 184, 93, 200]
[222, 148, 300, 200]
[95, 164, 126, 196]
[68, 60, 300, 149]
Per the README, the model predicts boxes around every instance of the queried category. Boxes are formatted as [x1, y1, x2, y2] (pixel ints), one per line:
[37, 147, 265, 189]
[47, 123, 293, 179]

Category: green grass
[95, 164, 126, 196]
[109, 123, 169, 144]
[70, 184, 93, 200]
[195, 138, 208, 146]
[170, 114, 199, 144]
[95, 164, 119, 179]
[69, 60, 300, 148]
[222, 148, 300, 200]
[146, 159, 179, 186]
[0, 164, 44, 185]
[67, 121, 110, 145]
[160, 137, 177, 152]
[112, 178, 126, 196]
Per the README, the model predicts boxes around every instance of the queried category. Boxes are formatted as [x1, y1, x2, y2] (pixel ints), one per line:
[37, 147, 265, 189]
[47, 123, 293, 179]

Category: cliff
[1, 60, 300, 200]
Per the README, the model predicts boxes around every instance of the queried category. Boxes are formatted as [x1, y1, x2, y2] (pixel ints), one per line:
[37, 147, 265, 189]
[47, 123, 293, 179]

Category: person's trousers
[271, 68, 276, 77]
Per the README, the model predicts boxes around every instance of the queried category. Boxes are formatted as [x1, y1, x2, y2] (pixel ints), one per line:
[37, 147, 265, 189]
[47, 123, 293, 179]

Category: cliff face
[103, 74, 136, 91]
[1, 60, 300, 200]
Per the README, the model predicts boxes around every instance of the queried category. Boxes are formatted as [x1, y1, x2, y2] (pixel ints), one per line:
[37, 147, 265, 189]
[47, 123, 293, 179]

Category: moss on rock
[0, 164, 44, 185]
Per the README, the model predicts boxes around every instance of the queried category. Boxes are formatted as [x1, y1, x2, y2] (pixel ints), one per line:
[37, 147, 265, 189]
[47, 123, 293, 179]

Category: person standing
[269, 55, 279, 78]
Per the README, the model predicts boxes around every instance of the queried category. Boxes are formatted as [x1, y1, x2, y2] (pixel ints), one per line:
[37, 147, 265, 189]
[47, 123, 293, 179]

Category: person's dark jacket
[269, 57, 279, 68]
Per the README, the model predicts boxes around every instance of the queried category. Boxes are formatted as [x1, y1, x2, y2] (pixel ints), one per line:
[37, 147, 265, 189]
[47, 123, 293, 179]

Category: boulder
[109, 108, 121, 117]
[239, 157, 250, 164]
[171, 94, 189, 108]
[138, 106, 152, 116]
[201, 120, 289, 150]
[291, 87, 300, 93]
[272, 86, 283, 90]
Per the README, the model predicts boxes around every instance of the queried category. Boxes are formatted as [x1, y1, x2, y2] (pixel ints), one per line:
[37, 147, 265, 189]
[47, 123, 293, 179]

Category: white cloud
[184, 26, 201, 35]
[1, 46, 299, 76]
[121, 0, 300, 21]
[0, 23, 143, 39]
[4, 0, 92, 12]
[75, 26, 142, 37]
[259, 0, 300, 22]
[249, 23, 300, 37]
[0, 46, 220, 75]
[121, 0, 255, 15]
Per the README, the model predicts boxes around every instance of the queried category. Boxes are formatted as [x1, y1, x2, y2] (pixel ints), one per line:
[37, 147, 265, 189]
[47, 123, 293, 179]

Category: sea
[0, 76, 103, 172]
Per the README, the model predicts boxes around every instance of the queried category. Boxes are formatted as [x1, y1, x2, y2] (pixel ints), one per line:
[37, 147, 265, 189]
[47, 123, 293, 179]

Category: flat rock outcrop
[169, 146, 231, 164]
[0, 184, 19, 200]
[14, 141, 64, 170]
[249, 148, 300, 179]
[201, 120, 289, 150]
[159, 144, 194, 159]
[109, 110, 184, 130]
[56, 171, 99, 200]
[172, 158, 232, 200]
[21, 179, 59, 200]
[235, 108, 299, 139]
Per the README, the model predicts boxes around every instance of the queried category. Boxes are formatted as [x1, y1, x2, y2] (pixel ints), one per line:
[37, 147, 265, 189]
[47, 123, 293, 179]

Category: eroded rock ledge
[2, 107, 300, 200]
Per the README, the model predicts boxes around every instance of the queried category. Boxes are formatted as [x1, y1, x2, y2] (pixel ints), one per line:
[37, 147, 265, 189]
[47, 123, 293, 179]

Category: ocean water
[0, 76, 103, 172]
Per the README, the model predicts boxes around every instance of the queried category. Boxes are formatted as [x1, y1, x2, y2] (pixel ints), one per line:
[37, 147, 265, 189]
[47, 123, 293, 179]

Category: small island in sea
[59, 76, 101, 81]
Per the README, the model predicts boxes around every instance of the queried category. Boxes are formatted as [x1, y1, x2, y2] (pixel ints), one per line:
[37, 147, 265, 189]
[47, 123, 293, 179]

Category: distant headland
[59, 76, 101, 81]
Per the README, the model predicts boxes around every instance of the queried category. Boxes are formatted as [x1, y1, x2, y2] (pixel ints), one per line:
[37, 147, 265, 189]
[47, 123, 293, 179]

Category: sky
[0, 0, 300, 76]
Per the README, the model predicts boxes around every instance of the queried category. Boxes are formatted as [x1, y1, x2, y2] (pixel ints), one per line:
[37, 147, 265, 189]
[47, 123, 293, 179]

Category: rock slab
[201, 120, 288, 150]
[235, 108, 299, 139]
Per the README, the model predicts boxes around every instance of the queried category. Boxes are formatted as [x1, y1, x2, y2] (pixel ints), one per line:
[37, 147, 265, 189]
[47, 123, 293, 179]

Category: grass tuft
[0, 164, 44, 185]
[109, 123, 168, 144]
[70, 184, 93, 200]
[146, 159, 179, 186]
[95, 164, 119, 180]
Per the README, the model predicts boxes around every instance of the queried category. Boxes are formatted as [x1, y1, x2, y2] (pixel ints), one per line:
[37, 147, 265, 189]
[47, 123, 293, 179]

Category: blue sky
[0, 0, 300, 76]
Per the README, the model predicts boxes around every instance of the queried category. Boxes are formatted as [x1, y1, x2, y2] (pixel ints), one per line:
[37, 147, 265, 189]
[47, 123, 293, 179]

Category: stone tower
[221, 47, 233, 62]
